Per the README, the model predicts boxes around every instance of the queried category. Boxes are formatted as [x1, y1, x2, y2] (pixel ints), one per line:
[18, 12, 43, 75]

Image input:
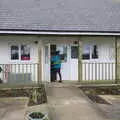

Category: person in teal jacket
[51, 51, 62, 82]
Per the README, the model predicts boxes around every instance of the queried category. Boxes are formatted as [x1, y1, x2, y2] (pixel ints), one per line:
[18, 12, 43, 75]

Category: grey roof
[0, 0, 120, 32]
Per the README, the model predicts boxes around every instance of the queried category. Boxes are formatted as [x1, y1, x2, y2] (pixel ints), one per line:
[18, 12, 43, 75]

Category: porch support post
[115, 36, 120, 84]
[78, 39, 82, 83]
[115, 36, 117, 84]
[38, 41, 42, 84]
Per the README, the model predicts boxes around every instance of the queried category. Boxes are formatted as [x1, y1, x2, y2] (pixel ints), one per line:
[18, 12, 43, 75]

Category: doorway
[50, 44, 57, 82]
[50, 44, 70, 82]
[44, 43, 78, 82]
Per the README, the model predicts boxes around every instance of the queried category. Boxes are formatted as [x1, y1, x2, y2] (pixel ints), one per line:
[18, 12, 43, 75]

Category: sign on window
[21, 45, 30, 60]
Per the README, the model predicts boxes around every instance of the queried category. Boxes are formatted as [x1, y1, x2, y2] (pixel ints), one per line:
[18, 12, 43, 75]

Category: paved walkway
[0, 97, 28, 120]
[0, 84, 118, 120]
[47, 84, 114, 120]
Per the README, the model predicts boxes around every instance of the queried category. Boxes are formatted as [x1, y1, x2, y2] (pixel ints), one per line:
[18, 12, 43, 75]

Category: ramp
[46, 83, 114, 120]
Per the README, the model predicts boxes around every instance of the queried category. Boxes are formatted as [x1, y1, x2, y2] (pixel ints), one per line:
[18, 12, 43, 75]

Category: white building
[0, 0, 120, 84]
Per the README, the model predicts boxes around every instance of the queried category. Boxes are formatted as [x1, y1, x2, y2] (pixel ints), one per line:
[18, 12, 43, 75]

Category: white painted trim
[0, 30, 120, 36]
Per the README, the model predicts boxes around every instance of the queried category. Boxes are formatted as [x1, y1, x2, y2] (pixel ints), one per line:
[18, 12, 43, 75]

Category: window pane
[57, 45, 67, 62]
[92, 45, 98, 59]
[71, 46, 78, 59]
[82, 44, 90, 60]
[82, 54, 90, 60]
[61, 46, 67, 62]
[11, 45, 19, 60]
[21, 45, 30, 60]
[45, 46, 49, 64]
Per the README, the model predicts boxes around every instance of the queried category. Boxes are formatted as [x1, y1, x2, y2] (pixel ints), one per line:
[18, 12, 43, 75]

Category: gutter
[0, 30, 120, 36]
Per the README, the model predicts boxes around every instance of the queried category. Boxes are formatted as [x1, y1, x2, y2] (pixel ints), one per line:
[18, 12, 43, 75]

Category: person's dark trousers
[51, 69, 56, 82]
[56, 68, 62, 82]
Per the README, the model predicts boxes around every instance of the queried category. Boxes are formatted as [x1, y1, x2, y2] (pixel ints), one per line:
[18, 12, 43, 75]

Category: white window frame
[82, 41, 98, 61]
[70, 44, 78, 59]
[9, 43, 31, 62]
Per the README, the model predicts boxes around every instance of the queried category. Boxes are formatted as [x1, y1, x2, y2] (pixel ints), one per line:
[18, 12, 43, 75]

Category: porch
[0, 63, 40, 85]
[0, 62, 119, 85]
[0, 35, 120, 85]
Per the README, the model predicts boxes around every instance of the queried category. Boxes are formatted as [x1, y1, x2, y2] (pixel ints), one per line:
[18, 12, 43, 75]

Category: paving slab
[97, 95, 120, 120]
[47, 85, 114, 120]
[0, 97, 28, 120]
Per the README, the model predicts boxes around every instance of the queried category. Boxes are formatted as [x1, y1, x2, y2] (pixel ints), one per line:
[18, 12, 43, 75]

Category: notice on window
[21, 45, 30, 60]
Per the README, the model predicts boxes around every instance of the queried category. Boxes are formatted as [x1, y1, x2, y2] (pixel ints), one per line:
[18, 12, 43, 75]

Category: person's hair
[56, 51, 60, 55]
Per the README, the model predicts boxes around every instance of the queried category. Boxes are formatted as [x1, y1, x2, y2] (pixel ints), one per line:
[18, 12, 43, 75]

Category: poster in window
[21, 45, 30, 60]
[11, 45, 19, 60]
[92, 45, 98, 59]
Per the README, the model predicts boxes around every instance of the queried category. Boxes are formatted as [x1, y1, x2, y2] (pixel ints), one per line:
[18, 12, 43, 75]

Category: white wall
[0, 35, 116, 82]
[81, 36, 115, 81]
[41, 36, 79, 81]
[0, 35, 40, 83]
[41, 36, 116, 81]
[0, 35, 39, 64]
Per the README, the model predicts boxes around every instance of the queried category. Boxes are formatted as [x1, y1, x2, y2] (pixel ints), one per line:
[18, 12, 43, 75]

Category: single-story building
[0, 0, 120, 84]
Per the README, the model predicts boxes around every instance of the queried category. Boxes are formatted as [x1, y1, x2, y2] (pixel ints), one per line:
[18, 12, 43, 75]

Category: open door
[56, 44, 70, 80]
[50, 44, 70, 81]
[44, 44, 50, 82]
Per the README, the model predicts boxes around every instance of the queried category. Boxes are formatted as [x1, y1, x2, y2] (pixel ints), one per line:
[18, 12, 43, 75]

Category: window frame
[21, 44, 30, 61]
[10, 43, 31, 62]
[82, 44, 91, 60]
[10, 45, 19, 60]
[82, 42, 98, 60]
[56, 44, 68, 63]
[70, 44, 79, 59]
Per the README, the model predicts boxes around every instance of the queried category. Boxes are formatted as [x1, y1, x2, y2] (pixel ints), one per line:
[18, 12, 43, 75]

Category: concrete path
[0, 97, 28, 120]
[47, 84, 114, 120]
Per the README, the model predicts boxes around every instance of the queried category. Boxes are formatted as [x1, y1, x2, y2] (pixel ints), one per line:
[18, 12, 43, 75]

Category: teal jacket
[51, 55, 61, 69]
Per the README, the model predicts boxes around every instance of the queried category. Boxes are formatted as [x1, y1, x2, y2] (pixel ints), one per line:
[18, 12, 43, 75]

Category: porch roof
[0, 0, 120, 33]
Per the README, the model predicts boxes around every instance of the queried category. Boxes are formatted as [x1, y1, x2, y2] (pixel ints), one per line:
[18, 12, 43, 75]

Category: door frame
[69, 44, 79, 81]
[43, 43, 51, 82]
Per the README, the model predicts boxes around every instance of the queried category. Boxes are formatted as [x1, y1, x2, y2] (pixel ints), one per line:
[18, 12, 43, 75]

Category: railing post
[78, 40, 82, 83]
[37, 63, 40, 84]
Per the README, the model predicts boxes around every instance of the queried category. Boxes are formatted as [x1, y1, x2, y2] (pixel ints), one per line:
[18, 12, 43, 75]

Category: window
[10, 44, 30, 61]
[71, 46, 78, 59]
[21, 45, 30, 60]
[92, 45, 98, 59]
[82, 44, 98, 60]
[57, 45, 67, 62]
[60, 46, 67, 62]
[82, 44, 90, 60]
[11, 45, 19, 60]
[45, 46, 49, 63]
